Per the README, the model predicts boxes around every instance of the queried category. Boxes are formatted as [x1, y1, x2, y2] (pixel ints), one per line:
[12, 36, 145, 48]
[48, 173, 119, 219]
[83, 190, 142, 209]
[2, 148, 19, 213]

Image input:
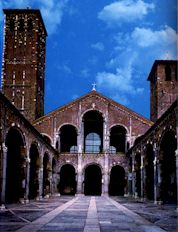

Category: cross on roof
[92, 83, 96, 91]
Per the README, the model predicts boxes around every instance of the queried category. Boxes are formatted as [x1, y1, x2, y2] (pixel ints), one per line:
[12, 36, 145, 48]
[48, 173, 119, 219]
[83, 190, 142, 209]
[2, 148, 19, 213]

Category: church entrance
[58, 164, 76, 195]
[5, 127, 26, 203]
[84, 164, 102, 195]
[109, 165, 125, 196]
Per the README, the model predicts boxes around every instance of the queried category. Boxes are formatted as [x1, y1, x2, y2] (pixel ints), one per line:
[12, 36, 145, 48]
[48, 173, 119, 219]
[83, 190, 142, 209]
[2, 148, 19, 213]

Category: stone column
[176, 118, 178, 210]
[77, 154, 83, 195]
[153, 144, 158, 204]
[1, 143, 7, 204]
[57, 133, 61, 152]
[175, 149, 178, 210]
[103, 153, 109, 195]
[38, 167, 43, 200]
[140, 155, 145, 200]
[103, 121, 107, 153]
[78, 122, 84, 153]
[24, 155, 30, 203]
[131, 153, 136, 197]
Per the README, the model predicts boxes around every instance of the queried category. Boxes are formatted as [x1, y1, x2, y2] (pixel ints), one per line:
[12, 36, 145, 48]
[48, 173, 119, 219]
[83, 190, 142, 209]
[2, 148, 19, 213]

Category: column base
[52, 193, 61, 197]
[24, 199, 29, 204]
[19, 198, 25, 204]
[0, 204, 6, 210]
[76, 193, 84, 196]
[102, 193, 108, 196]
[44, 194, 50, 199]
[154, 200, 163, 205]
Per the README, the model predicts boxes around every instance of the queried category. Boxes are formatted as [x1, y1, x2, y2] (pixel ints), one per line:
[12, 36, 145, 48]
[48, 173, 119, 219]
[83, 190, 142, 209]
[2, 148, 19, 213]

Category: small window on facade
[9, 19, 15, 31]
[27, 19, 33, 31]
[70, 146, 78, 153]
[109, 146, 116, 154]
[19, 19, 24, 31]
[165, 65, 171, 81]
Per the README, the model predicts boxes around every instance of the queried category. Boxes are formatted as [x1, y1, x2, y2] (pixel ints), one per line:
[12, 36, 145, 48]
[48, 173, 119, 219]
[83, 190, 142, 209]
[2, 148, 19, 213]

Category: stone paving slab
[112, 196, 177, 232]
[0, 196, 177, 231]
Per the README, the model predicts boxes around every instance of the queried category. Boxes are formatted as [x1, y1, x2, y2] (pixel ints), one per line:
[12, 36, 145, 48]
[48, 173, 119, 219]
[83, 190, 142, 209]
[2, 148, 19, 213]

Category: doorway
[84, 164, 102, 195]
[59, 164, 76, 195]
[109, 165, 126, 196]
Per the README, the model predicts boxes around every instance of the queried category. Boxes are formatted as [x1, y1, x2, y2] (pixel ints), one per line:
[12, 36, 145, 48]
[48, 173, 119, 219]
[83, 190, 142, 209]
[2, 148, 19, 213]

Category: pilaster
[1, 143, 7, 204]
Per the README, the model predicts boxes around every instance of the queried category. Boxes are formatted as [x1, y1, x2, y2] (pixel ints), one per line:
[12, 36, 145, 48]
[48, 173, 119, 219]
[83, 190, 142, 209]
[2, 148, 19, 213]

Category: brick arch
[82, 162, 103, 175]
[158, 127, 176, 148]
[57, 123, 78, 134]
[58, 162, 78, 173]
[109, 123, 129, 134]
[81, 108, 106, 122]
[5, 125, 26, 149]
[109, 164, 127, 174]
[41, 133, 53, 145]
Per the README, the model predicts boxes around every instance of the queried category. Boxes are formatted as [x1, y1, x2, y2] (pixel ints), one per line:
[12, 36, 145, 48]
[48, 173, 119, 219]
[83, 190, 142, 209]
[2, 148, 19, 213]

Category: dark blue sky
[0, 0, 177, 119]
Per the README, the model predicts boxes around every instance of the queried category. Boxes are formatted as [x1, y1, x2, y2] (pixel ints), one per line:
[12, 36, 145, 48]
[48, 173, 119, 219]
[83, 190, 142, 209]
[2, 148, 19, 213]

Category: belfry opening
[58, 164, 76, 195]
[84, 165, 102, 196]
[5, 127, 26, 203]
[109, 165, 126, 196]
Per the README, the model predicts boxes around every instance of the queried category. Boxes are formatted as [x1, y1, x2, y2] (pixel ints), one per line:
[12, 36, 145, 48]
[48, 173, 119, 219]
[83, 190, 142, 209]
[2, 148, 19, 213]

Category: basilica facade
[0, 9, 177, 207]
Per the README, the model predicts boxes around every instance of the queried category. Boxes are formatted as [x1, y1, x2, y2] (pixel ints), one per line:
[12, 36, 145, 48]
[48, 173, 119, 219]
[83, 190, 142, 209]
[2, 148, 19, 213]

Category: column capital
[2, 143, 7, 153]
[175, 149, 178, 156]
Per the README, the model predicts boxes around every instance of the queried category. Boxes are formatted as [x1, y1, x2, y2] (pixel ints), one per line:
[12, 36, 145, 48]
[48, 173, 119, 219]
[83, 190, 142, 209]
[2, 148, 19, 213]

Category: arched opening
[83, 111, 103, 153]
[160, 130, 177, 203]
[145, 144, 154, 200]
[58, 164, 76, 195]
[135, 153, 141, 197]
[84, 165, 102, 195]
[109, 165, 126, 196]
[43, 153, 50, 197]
[29, 144, 40, 200]
[5, 127, 26, 203]
[109, 126, 127, 153]
[60, 125, 77, 153]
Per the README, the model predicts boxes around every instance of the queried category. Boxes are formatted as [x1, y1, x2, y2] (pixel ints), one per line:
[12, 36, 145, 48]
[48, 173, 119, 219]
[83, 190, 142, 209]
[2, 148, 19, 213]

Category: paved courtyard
[0, 196, 177, 232]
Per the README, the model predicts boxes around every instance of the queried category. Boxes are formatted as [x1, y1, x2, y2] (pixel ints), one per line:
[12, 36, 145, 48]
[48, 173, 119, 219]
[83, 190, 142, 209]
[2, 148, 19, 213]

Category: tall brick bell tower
[1, 9, 47, 122]
[148, 60, 177, 122]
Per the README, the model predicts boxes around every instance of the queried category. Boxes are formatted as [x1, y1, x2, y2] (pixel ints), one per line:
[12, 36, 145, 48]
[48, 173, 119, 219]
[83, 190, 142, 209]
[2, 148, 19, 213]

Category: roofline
[34, 90, 153, 126]
[147, 60, 177, 81]
[0, 91, 56, 153]
[3, 8, 47, 36]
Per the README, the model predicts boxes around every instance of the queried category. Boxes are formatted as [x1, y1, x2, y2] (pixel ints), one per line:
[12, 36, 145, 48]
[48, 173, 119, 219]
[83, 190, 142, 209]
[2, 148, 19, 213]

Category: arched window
[85, 132, 101, 153]
[60, 125, 77, 153]
[83, 110, 103, 153]
[109, 125, 127, 153]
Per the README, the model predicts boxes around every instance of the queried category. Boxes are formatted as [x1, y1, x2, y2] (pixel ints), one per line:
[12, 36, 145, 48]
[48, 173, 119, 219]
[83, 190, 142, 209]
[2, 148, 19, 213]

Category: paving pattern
[0, 196, 177, 232]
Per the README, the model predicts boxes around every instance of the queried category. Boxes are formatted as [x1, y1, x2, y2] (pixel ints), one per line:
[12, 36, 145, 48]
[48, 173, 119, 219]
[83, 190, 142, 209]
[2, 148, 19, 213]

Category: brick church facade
[0, 9, 177, 207]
